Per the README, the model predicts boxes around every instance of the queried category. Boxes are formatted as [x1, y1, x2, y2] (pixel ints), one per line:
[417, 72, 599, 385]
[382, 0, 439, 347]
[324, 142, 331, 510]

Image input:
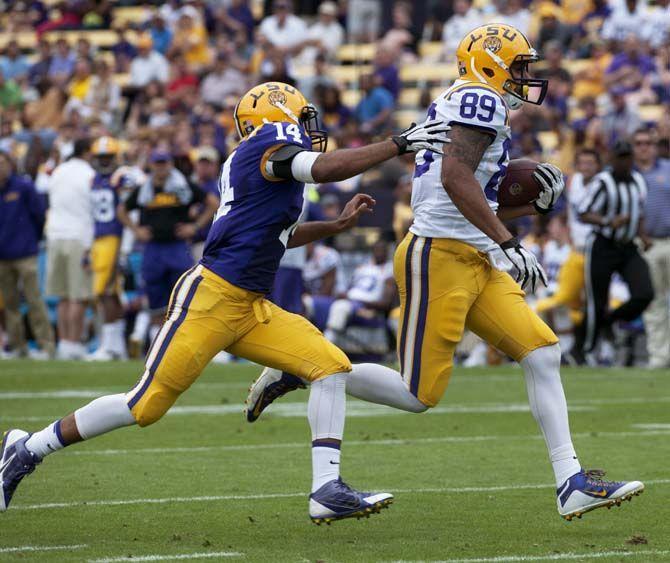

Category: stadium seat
[418, 42, 443, 59]
[0, 32, 38, 50]
[43, 29, 140, 48]
[337, 43, 376, 63]
[639, 105, 664, 122]
[111, 6, 150, 27]
[399, 63, 459, 84]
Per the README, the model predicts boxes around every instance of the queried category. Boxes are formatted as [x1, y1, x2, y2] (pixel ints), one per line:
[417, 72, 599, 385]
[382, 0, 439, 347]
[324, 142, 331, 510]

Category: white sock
[346, 363, 428, 413]
[131, 310, 151, 342]
[74, 393, 136, 439]
[326, 299, 353, 333]
[308, 373, 346, 492]
[311, 446, 341, 491]
[25, 394, 136, 459]
[100, 322, 114, 351]
[25, 421, 66, 459]
[521, 344, 581, 486]
[112, 319, 127, 355]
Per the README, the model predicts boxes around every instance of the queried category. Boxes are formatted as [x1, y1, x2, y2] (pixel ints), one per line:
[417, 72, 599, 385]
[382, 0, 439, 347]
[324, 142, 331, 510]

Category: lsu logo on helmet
[234, 82, 328, 152]
[456, 24, 548, 108]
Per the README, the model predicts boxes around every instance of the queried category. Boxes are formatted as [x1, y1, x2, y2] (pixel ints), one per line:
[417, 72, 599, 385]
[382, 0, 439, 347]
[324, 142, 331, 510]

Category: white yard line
[633, 423, 670, 430]
[394, 549, 670, 562]
[66, 428, 670, 457]
[89, 551, 243, 562]
[13, 479, 670, 512]
[0, 544, 87, 554]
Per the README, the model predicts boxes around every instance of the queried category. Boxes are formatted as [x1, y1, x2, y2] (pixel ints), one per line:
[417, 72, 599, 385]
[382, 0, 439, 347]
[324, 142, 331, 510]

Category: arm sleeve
[124, 187, 140, 210]
[264, 145, 321, 183]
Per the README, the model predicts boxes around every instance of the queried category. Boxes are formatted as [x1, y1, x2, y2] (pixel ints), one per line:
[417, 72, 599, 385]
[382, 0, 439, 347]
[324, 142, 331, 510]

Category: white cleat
[245, 367, 306, 423]
[557, 469, 644, 521]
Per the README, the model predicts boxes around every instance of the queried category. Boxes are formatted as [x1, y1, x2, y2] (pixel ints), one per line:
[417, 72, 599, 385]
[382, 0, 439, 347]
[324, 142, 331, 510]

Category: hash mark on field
[89, 551, 243, 562]
[0, 544, 87, 554]
[394, 548, 670, 562]
[13, 479, 670, 512]
[66, 428, 670, 457]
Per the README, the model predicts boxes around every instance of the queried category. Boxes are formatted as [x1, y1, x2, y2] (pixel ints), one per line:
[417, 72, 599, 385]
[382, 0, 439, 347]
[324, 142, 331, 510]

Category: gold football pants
[395, 234, 558, 407]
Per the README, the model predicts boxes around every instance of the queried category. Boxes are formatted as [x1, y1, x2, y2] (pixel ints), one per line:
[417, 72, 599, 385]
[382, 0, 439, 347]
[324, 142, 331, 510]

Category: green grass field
[0, 360, 669, 562]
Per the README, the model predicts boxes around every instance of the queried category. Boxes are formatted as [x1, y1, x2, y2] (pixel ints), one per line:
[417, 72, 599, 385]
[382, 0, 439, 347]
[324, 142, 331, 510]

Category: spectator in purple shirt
[28, 38, 52, 87]
[220, 0, 255, 41]
[605, 35, 656, 101]
[0, 151, 55, 358]
[48, 38, 76, 86]
[373, 47, 400, 100]
[112, 26, 138, 72]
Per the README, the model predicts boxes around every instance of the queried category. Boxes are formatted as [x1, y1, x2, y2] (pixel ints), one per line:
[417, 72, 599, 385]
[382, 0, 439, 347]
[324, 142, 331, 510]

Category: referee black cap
[612, 139, 633, 156]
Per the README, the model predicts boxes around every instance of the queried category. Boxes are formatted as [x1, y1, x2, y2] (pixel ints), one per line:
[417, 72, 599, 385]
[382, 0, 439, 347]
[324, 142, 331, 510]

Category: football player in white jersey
[322, 240, 395, 342]
[248, 24, 644, 521]
[536, 148, 601, 324]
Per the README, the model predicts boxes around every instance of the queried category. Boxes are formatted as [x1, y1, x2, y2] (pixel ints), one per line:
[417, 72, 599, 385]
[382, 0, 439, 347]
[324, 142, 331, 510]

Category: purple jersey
[91, 172, 123, 239]
[200, 122, 311, 294]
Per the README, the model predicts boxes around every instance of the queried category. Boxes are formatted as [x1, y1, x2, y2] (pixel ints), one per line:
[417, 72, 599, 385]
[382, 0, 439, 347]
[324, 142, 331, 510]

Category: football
[497, 158, 542, 207]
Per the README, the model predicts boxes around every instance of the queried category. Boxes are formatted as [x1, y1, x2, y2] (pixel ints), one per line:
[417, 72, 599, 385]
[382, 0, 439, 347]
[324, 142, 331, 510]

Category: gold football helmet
[456, 24, 548, 108]
[233, 82, 328, 151]
[91, 136, 120, 174]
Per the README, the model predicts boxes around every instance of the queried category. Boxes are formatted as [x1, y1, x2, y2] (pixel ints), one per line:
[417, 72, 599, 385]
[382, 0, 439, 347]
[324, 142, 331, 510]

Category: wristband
[500, 236, 520, 250]
[534, 201, 551, 215]
[391, 136, 408, 155]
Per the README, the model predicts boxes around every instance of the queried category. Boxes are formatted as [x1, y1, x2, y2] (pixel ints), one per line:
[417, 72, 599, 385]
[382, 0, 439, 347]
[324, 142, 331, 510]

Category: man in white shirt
[298, 2, 344, 65]
[129, 35, 169, 87]
[442, 0, 481, 59]
[259, 0, 308, 56]
[601, 0, 650, 43]
[200, 52, 247, 107]
[46, 139, 96, 360]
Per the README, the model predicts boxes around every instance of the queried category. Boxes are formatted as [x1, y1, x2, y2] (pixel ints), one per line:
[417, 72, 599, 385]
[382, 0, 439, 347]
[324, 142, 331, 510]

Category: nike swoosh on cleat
[252, 392, 265, 417]
[0, 454, 15, 476]
[588, 489, 609, 497]
[329, 461, 340, 465]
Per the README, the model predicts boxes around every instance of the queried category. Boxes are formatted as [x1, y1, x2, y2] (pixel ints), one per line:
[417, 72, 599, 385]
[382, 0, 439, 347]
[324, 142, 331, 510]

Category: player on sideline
[87, 136, 129, 361]
[0, 82, 450, 523]
[247, 26, 644, 522]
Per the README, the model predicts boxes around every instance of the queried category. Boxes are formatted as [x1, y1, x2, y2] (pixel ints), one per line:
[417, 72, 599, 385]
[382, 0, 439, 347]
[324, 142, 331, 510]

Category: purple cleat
[309, 478, 393, 525]
[0, 429, 40, 512]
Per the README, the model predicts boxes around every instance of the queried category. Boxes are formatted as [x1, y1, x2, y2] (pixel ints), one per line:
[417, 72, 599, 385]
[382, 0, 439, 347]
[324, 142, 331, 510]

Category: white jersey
[303, 244, 343, 295]
[347, 261, 394, 304]
[542, 239, 571, 294]
[566, 173, 594, 251]
[410, 80, 511, 267]
[279, 186, 311, 270]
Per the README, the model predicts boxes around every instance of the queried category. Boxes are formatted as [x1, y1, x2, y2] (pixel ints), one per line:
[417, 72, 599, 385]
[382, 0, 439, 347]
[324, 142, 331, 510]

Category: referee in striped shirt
[570, 140, 654, 364]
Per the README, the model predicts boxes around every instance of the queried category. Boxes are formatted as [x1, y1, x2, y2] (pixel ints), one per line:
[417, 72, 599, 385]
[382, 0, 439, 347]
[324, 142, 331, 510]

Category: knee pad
[127, 381, 181, 427]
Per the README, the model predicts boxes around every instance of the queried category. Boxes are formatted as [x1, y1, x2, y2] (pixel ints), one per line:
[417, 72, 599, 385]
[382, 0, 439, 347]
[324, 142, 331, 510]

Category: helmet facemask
[93, 154, 117, 174]
[502, 53, 548, 107]
[299, 105, 328, 153]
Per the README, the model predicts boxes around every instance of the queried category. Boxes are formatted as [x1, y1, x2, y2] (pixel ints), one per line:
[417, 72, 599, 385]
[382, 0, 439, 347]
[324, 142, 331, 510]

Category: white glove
[533, 162, 564, 214]
[500, 237, 547, 293]
[392, 119, 451, 155]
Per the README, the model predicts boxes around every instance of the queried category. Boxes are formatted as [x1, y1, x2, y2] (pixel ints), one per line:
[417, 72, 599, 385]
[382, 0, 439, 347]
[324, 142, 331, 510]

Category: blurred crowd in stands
[0, 0, 669, 367]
